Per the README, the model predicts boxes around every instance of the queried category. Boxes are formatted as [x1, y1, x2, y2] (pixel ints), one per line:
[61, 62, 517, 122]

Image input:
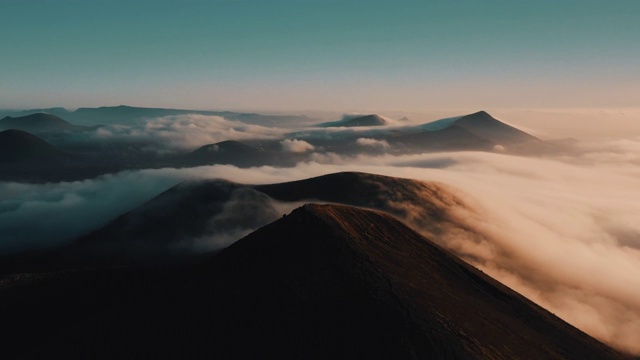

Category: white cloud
[356, 137, 389, 149]
[91, 114, 286, 151]
[280, 139, 315, 153]
[0, 169, 185, 253]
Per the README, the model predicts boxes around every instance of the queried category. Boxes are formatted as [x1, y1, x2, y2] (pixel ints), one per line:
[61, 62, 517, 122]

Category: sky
[1, 0, 639, 112]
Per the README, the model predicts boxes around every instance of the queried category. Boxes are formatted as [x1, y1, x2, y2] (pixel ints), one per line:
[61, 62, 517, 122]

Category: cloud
[0, 169, 185, 253]
[185, 188, 305, 252]
[280, 139, 315, 153]
[88, 114, 286, 152]
[356, 137, 389, 149]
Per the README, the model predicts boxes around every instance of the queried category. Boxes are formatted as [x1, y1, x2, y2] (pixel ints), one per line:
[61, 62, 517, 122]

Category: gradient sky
[1, 0, 639, 111]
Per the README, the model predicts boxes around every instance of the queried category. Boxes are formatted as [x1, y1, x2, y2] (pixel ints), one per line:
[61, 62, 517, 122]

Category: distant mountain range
[0, 109, 566, 183]
[0, 105, 316, 127]
[0, 113, 94, 134]
[0, 201, 623, 358]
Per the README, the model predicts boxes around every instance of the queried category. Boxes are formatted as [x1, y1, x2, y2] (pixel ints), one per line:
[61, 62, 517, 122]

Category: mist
[0, 170, 186, 253]
[59, 114, 287, 153]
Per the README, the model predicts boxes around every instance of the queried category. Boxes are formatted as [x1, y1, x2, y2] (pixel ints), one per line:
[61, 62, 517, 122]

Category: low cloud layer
[0, 170, 186, 253]
[89, 114, 286, 152]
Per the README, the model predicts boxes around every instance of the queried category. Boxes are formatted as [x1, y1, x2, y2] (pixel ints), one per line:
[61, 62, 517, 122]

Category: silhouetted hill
[68, 105, 313, 126]
[1, 105, 316, 127]
[180, 140, 270, 167]
[0, 204, 624, 358]
[400, 111, 557, 154]
[318, 114, 389, 127]
[0, 112, 91, 134]
[197, 204, 623, 359]
[0, 129, 71, 163]
[452, 111, 540, 144]
[0, 107, 72, 120]
[388, 124, 496, 152]
[61, 172, 474, 266]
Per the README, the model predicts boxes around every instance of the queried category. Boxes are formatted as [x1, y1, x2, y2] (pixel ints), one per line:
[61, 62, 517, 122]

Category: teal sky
[1, 0, 639, 112]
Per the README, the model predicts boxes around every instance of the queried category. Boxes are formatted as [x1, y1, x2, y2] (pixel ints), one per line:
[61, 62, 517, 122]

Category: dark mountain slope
[198, 204, 623, 359]
[0, 112, 90, 133]
[1, 172, 465, 271]
[0, 204, 624, 359]
[72, 105, 313, 126]
[179, 140, 270, 167]
[66, 172, 468, 263]
[0, 130, 131, 183]
[452, 110, 540, 144]
[318, 114, 389, 127]
[57, 180, 253, 265]
[0, 129, 71, 163]
[387, 124, 496, 152]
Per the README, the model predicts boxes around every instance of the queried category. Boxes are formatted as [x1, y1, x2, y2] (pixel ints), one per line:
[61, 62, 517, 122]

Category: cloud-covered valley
[2, 111, 640, 354]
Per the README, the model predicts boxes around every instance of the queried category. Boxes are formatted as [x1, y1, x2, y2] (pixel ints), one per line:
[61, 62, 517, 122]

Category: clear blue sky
[1, 0, 639, 111]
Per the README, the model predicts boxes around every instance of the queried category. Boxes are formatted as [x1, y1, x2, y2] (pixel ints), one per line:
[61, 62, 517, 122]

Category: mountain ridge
[0, 129, 72, 163]
[196, 203, 624, 359]
[317, 114, 389, 127]
[0, 112, 90, 133]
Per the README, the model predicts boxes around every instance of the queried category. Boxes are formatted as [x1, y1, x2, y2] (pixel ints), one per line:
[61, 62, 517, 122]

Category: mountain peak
[204, 203, 623, 359]
[453, 111, 540, 144]
[471, 110, 491, 116]
[317, 114, 389, 127]
[458, 110, 495, 122]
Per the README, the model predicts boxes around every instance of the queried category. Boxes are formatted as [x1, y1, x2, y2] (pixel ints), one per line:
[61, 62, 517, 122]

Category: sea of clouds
[2, 113, 640, 354]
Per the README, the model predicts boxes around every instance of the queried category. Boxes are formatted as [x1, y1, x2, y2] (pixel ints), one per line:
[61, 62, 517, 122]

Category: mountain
[419, 111, 539, 145]
[179, 140, 270, 167]
[63, 105, 313, 126]
[388, 124, 496, 152]
[197, 204, 623, 359]
[387, 111, 556, 154]
[0, 112, 91, 134]
[59, 172, 472, 266]
[0, 129, 131, 183]
[318, 114, 389, 127]
[1, 105, 315, 127]
[0, 107, 72, 120]
[0, 129, 71, 163]
[452, 111, 540, 144]
[0, 204, 624, 358]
